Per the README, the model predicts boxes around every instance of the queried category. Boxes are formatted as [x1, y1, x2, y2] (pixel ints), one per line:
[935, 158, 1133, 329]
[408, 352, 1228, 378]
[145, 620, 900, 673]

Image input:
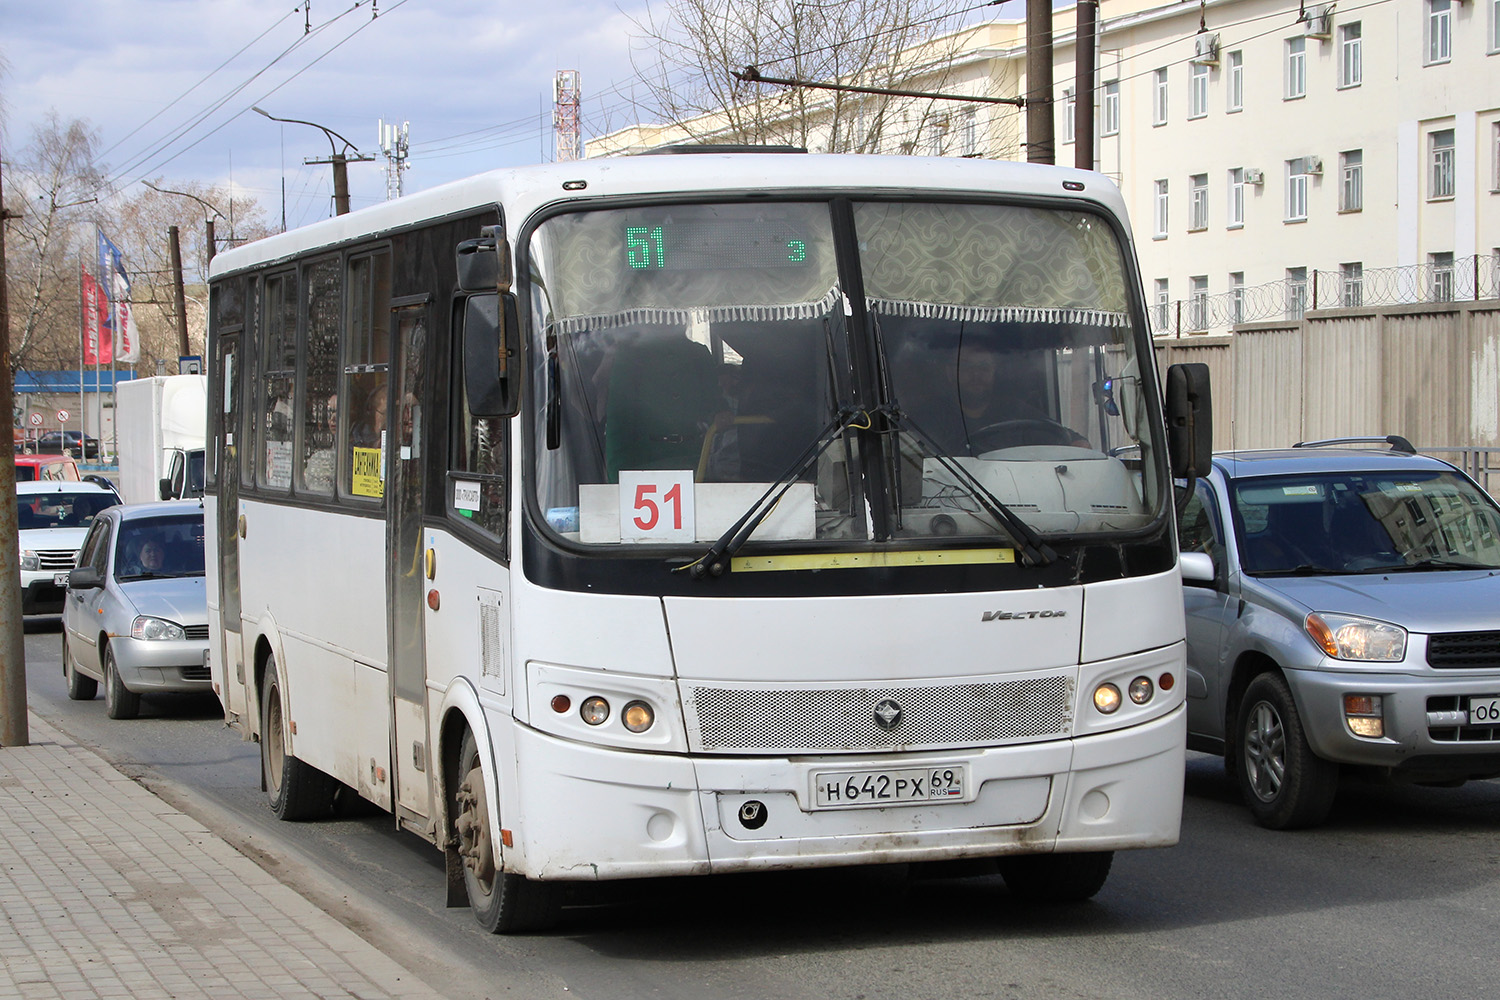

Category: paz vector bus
[204, 150, 1211, 932]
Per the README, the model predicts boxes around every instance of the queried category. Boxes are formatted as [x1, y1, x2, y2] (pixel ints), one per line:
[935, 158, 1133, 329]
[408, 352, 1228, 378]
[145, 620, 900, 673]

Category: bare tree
[627, 0, 982, 154]
[5, 113, 104, 374]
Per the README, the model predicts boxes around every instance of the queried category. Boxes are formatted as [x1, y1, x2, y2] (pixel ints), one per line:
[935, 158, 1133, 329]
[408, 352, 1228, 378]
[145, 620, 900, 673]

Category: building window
[1428, 0, 1452, 64]
[1189, 62, 1209, 119]
[1431, 252, 1455, 301]
[1286, 159, 1309, 222]
[1189, 276, 1209, 330]
[1287, 267, 1308, 319]
[1102, 80, 1120, 135]
[1430, 129, 1456, 199]
[1494, 122, 1500, 190]
[1227, 51, 1244, 112]
[1062, 88, 1075, 145]
[1228, 168, 1246, 227]
[1154, 179, 1169, 238]
[1339, 22, 1363, 87]
[1230, 272, 1245, 324]
[1286, 37, 1307, 99]
[1492, 0, 1500, 53]
[1154, 279, 1170, 331]
[1153, 69, 1169, 126]
[1190, 174, 1209, 230]
[1341, 262, 1364, 306]
[1340, 150, 1363, 211]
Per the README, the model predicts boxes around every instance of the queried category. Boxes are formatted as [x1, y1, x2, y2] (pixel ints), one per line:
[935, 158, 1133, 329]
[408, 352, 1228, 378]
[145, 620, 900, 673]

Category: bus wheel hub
[456, 767, 495, 884]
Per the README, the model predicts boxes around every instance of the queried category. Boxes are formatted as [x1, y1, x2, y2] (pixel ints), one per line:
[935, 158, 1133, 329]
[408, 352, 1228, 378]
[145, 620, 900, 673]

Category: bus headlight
[1093, 683, 1122, 714]
[622, 700, 655, 733]
[1128, 676, 1154, 705]
[579, 696, 610, 726]
[132, 616, 186, 641]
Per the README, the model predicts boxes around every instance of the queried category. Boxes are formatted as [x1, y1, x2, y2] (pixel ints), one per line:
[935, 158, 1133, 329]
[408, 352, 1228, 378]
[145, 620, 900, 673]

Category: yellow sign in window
[351, 446, 385, 499]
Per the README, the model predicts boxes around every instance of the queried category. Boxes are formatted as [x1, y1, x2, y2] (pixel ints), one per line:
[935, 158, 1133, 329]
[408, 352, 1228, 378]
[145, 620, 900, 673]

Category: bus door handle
[238, 514, 247, 539]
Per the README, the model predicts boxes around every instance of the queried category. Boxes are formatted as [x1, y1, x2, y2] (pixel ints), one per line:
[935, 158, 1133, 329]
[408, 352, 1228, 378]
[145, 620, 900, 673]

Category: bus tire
[998, 851, 1113, 903]
[260, 654, 335, 821]
[453, 728, 559, 933]
[63, 636, 97, 701]
[103, 646, 140, 720]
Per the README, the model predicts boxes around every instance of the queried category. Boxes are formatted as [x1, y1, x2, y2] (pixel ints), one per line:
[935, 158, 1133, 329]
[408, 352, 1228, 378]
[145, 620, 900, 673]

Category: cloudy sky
[1, 0, 659, 229]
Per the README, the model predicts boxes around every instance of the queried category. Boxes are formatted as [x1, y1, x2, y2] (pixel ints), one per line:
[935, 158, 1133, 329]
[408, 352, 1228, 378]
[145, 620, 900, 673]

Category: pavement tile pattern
[0, 715, 447, 1000]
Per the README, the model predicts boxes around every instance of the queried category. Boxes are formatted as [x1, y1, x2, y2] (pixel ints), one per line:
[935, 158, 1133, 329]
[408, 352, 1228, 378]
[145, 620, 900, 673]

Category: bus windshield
[528, 198, 1162, 550]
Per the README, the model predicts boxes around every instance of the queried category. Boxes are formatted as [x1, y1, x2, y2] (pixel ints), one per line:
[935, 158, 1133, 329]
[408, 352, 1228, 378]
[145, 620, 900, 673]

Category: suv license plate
[1469, 696, 1500, 725]
[53, 572, 70, 587]
[812, 766, 967, 809]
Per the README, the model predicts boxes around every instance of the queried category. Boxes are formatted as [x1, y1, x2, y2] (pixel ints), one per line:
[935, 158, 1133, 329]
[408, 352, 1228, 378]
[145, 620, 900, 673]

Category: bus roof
[209, 154, 1131, 280]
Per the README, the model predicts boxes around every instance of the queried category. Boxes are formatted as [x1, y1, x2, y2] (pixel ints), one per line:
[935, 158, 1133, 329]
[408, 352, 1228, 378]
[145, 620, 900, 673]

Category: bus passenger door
[213, 332, 248, 723]
[388, 297, 433, 830]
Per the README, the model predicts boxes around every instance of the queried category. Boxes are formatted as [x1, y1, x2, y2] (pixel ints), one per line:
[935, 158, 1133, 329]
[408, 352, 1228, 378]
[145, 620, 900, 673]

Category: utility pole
[0, 150, 28, 747]
[252, 107, 373, 217]
[1025, 0, 1056, 165]
[169, 225, 191, 358]
[1075, 0, 1098, 170]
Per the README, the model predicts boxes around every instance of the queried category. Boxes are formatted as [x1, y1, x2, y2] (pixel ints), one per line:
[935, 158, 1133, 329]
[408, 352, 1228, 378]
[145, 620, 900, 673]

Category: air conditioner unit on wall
[1244, 167, 1265, 185]
[1304, 5, 1333, 38]
[1191, 32, 1221, 65]
[1304, 156, 1324, 175]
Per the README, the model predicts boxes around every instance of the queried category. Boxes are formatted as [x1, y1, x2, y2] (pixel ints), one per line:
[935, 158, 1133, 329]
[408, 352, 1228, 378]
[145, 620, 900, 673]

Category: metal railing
[1152, 253, 1500, 337]
[1422, 446, 1500, 495]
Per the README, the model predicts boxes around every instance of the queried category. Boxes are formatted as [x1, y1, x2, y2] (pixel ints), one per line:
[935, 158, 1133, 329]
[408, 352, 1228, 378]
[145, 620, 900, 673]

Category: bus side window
[453, 405, 509, 547]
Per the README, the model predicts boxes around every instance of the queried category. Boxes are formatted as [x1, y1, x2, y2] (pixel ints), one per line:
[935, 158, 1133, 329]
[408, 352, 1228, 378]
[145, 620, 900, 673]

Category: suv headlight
[132, 616, 187, 642]
[19, 550, 39, 572]
[1305, 612, 1406, 662]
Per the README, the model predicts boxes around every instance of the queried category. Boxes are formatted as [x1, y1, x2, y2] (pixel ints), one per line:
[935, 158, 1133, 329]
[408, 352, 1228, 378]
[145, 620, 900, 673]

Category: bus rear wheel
[998, 851, 1113, 903]
[260, 654, 335, 821]
[453, 728, 559, 933]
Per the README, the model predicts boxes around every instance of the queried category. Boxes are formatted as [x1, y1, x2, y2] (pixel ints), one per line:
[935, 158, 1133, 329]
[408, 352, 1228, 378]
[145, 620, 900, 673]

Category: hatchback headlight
[1305, 612, 1407, 662]
[19, 550, 39, 572]
[132, 616, 187, 642]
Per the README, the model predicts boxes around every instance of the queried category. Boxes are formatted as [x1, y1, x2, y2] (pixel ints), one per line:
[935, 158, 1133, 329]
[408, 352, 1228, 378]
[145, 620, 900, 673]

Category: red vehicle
[14, 454, 83, 483]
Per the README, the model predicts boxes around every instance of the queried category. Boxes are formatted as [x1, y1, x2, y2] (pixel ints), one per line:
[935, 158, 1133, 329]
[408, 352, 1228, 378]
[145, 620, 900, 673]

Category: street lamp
[143, 180, 229, 359]
[251, 105, 374, 217]
[142, 180, 226, 261]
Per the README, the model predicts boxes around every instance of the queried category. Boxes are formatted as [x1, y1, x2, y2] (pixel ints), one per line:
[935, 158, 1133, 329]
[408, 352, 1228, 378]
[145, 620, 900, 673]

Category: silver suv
[1178, 438, 1500, 828]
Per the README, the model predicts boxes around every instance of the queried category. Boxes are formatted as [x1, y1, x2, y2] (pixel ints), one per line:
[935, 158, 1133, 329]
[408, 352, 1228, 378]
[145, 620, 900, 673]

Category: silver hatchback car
[1179, 439, 1500, 828]
[61, 500, 210, 719]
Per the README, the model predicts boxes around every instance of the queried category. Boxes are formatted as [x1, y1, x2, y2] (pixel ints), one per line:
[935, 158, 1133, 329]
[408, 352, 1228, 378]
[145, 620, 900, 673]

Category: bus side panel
[238, 501, 388, 800]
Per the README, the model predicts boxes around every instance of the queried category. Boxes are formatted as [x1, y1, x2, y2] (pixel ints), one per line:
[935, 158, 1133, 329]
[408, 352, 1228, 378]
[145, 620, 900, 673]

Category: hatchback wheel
[1235, 673, 1337, 829]
[63, 635, 98, 701]
[103, 646, 140, 720]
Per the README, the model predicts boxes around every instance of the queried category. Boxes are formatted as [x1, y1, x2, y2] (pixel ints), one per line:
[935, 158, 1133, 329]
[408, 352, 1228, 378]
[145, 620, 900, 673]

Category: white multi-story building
[591, 0, 1500, 334]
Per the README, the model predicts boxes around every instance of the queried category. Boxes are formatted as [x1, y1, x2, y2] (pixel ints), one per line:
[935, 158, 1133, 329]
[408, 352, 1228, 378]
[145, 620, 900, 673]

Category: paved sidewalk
[0, 714, 448, 1000]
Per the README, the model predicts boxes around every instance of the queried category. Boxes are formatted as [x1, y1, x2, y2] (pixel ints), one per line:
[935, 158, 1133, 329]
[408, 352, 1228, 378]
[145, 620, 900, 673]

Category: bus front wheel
[453, 728, 559, 933]
[260, 654, 335, 821]
[998, 850, 1113, 903]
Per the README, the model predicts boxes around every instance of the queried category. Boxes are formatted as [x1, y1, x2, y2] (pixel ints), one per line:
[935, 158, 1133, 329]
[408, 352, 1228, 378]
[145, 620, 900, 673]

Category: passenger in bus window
[354, 387, 388, 448]
[303, 392, 338, 492]
[920, 343, 1088, 455]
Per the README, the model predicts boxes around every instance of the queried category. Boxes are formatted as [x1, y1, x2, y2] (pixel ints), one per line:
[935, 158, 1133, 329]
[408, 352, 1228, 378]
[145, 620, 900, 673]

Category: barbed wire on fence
[1150, 252, 1500, 337]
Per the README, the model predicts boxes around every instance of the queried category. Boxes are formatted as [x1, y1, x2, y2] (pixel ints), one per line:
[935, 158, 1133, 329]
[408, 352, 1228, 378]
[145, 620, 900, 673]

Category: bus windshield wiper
[681, 407, 869, 580]
[879, 404, 1055, 567]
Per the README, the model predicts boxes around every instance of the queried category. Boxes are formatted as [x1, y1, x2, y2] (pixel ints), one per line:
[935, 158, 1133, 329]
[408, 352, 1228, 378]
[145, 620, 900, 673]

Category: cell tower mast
[379, 118, 410, 199]
[554, 70, 582, 161]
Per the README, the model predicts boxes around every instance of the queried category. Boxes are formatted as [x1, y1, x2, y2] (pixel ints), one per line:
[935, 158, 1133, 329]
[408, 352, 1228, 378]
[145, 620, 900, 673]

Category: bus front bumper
[506, 706, 1184, 881]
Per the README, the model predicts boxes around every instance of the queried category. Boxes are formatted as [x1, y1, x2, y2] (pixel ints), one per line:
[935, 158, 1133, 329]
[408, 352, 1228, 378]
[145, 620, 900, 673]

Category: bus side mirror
[456, 230, 512, 293]
[463, 292, 521, 418]
[1166, 362, 1212, 479]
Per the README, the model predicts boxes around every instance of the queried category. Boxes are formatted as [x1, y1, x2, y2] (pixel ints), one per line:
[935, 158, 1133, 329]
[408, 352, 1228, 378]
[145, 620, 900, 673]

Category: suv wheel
[1235, 673, 1338, 829]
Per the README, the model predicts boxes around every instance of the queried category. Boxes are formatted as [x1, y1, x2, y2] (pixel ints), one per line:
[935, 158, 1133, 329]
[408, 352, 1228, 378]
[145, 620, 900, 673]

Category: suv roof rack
[635, 143, 808, 155]
[1292, 435, 1417, 454]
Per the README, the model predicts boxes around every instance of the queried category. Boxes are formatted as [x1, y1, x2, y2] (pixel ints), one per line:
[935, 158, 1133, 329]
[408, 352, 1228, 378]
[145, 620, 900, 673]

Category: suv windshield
[17, 490, 117, 530]
[528, 199, 1161, 552]
[1232, 469, 1500, 575]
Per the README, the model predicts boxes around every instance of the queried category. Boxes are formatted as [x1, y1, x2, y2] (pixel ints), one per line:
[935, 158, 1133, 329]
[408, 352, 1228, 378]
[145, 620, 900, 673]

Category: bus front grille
[690, 675, 1073, 753]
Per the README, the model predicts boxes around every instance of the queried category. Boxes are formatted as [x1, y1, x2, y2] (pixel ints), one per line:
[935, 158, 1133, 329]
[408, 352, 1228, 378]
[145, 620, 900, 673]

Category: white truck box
[115, 374, 207, 504]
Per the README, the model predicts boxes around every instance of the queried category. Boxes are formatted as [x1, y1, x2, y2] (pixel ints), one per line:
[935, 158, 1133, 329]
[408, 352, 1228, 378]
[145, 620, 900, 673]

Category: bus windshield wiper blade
[880, 404, 1055, 566]
[681, 407, 868, 580]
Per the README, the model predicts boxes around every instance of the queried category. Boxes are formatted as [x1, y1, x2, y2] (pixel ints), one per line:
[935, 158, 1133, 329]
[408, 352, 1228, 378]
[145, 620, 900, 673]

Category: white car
[15, 480, 121, 615]
[62, 500, 210, 720]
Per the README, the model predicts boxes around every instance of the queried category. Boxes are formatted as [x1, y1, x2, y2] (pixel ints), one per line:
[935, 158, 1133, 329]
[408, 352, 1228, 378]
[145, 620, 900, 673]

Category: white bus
[205, 152, 1211, 932]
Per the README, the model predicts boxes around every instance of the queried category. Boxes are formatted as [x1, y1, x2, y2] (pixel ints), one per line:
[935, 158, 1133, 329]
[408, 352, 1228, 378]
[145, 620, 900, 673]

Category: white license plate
[1469, 696, 1500, 725]
[812, 765, 968, 809]
[53, 572, 70, 587]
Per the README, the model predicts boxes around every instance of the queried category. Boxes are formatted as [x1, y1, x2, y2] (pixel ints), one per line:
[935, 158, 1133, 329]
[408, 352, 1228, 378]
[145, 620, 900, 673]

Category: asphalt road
[21, 618, 1500, 1000]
